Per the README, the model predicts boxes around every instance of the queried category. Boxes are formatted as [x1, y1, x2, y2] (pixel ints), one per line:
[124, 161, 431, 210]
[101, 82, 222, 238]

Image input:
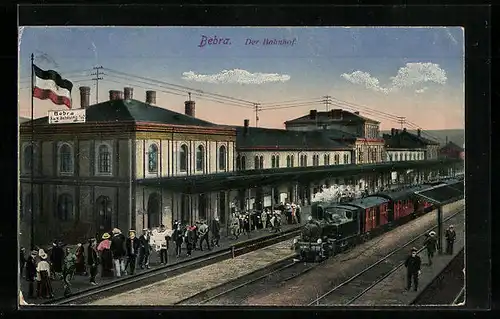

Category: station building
[19, 86, 458, 246]
[383, 128, 440, 162]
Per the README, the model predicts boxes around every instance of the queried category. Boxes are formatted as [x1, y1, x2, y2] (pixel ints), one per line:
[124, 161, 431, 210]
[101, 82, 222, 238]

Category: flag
[33, 65, 73, 109]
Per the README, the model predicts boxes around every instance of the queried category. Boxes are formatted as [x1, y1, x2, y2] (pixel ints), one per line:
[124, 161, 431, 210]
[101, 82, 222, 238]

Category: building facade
[383, 128, 440, 162]
[19, 87, 236, 246]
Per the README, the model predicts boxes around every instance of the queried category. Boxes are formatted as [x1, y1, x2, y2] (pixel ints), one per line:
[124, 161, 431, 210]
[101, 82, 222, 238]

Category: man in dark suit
[445, 225, 456, 255]
[404, 247, 422, 291]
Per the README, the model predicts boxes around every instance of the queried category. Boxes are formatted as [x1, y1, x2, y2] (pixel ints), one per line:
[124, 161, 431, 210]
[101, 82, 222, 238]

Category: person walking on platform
[97, 233, 113, 277]
[25, 250, 37, 298]
[20, 247, 26, 278]
[198, 220, 211, 251]
[192, 222, 200, 250]
[36, 250, 54, 299]
[445, 225, 456, 255]
[211, 217, 221, 247]
[424, 231, 438, 265]
[157, 225, 169, 264]
[172, 225, 183, 258]
[110, 228, 127, 277]
[296, 204, 302, 224]
[230, 214, 240, 240]
[50, 241, 64, 280]
[404, 247, 422, 292]
[138, 229, 152, 268]
[75, 243, 87, 276]
[261, 210, 268, 229]
[185, 226, 196, 257]
[87, 238, 99, 285]
[62, 247, 77, 297]
[125, 230, 141, 275]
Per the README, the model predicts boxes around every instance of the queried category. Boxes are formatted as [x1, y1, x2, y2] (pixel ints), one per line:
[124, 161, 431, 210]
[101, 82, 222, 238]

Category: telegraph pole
[91, 66, 104, 104]
[323, 95, 332, 111]
[254, 103, 261, 127]
[397, 116, 406, 129]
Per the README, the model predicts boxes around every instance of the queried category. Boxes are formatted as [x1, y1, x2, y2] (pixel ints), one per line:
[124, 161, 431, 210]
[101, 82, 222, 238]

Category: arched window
[254, 156, 259, 169]
[334, 154, 340, 165]
[389, 154, 393, 161]
[395, 153, 399, 161]
[59, 143, 73, 173]
[57, 193, 73, 221]
[179, 144, 188, 172]
[287, 155, 291, 167]
[271, 155, 276, 168]
[98, 144, 111, 173]
[218, 145, 227, 170]
[290, 155, 294, 167]
[303, 155, 308, 166]
[241, 156, 246, 169]
[404, 153, 408, 161]
[196, 145, 205, 171]
[96, 196, 112, 232]
[148, 144, 159, 173]
[276, 155, 280, 168]
[259, 156, 264, 169]
[324, 154, 329, 165]
[236, 155, 241, 170]
[344, 154, 349, 164]
[23, 144, 34, 172]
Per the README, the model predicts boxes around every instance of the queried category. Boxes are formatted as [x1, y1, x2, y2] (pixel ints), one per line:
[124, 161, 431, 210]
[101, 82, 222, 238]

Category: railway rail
[308, 208, 464, 306]
[176, 255, 320, 305]
[42, 227, 301, 305]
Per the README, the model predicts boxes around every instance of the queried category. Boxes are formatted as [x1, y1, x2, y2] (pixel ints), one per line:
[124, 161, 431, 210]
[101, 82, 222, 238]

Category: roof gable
[439, 141, 464, 152]
[384, 130, 439, 148]
[285, 109, 379, 124]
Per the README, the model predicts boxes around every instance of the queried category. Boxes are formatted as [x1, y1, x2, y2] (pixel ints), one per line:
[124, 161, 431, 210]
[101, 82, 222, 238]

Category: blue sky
[19, 27, 464, 130]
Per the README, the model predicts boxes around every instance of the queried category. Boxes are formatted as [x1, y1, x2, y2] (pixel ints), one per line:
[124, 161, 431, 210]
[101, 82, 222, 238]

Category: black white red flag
[33, 65, 73, 108]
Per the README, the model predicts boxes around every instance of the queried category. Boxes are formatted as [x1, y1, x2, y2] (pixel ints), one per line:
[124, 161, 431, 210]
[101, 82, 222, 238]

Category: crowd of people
[19, 217, 224, 300]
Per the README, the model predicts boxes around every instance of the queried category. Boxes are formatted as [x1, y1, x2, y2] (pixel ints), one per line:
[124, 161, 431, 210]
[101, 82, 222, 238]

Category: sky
[18, 27, 464, 130]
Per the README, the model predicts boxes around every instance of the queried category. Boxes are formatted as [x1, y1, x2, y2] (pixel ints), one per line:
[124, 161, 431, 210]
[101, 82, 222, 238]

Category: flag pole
[30, 53, 35, 251]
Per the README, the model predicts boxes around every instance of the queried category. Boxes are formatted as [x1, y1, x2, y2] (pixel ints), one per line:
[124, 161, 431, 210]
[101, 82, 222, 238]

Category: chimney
[184, 100, 196, 117]
[332, 109, 343, 119]
[309, 109, 318, 119]
[124, 87, 134, 100]
[79, 86, 90, 109]
[243, 119, 250, 135]
[403, 128, 407, 132]
[417, 129, 421, 137]
[395, 129, 399, 135]
[391, 128, 395, 136]
[354, 111, 360, 115]
[109, 90, 123, 101]
[146, 90, 156, 104]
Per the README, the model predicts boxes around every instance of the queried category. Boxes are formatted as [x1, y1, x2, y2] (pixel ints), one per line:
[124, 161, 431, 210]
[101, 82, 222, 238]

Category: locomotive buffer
[414, 181, 464, 255]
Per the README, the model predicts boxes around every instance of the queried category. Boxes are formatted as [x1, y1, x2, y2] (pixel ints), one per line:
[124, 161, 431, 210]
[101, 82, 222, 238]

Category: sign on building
[48, 109, 86, 124]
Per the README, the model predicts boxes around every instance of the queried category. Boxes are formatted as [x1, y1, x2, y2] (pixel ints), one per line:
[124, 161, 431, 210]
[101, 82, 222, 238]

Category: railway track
[176, 256, 320, 305]
[41, 228, 301, 305]
[308, 208, 464, 306]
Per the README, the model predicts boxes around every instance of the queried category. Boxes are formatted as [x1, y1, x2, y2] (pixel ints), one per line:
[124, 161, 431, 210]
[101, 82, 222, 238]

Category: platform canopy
[137, 159, 463, 194]
[414, 181, 464, 205]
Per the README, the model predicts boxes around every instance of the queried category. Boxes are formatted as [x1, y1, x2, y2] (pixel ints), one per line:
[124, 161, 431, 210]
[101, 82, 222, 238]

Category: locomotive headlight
[317, 238, 322, 244]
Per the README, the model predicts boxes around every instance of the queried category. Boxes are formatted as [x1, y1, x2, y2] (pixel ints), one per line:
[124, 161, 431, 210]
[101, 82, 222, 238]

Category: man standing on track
[445, 225, 456, 255]
[404, 247, 422, 292]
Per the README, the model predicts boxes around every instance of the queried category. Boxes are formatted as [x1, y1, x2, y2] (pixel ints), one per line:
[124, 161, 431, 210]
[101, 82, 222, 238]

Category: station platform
[350, 222, 465, 306]
[20, 210, 308, 304]
[89, 238, 296, 305]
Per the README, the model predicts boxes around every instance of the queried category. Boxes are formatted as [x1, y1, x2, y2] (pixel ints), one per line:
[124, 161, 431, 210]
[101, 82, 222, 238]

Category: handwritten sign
[48, 109, 86, 124]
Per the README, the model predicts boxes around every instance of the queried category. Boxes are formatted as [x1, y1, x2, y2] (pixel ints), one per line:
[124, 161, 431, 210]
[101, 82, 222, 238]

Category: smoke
[311, 184, 364, 203]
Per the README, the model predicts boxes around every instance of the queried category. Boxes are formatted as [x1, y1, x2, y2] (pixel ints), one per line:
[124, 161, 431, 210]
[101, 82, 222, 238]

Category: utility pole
[323, 95, 332, 111]
[254, 103, 261, 127]
[91, 66, 104, 104]
[397, 116, 406, 129]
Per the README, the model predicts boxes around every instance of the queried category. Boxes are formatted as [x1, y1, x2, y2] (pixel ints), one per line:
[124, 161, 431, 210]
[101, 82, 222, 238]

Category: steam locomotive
[294, 185, 436, 262]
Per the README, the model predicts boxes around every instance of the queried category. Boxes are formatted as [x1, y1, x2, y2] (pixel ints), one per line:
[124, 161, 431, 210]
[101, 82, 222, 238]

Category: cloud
[415, 87, 428, 94]
[340, 71, 389, 94]
[182, 69, 291, 84]
[341, 62, 447, 94]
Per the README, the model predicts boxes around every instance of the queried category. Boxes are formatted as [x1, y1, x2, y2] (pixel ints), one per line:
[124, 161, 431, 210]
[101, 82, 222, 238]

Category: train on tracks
[294, 178, 463, 262]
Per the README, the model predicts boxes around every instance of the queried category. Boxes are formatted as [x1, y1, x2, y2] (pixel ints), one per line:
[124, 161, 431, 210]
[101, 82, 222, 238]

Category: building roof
[439, 141, 464, 153]
[347, 196, 389, 209]
[285, 109, 380, 125]
[19, 117, 30, 123]
[383, 129, 440, 149]
[415, 182, 464, 205]
[25, 99, 219, 128]
[235, 126, 352, 151]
